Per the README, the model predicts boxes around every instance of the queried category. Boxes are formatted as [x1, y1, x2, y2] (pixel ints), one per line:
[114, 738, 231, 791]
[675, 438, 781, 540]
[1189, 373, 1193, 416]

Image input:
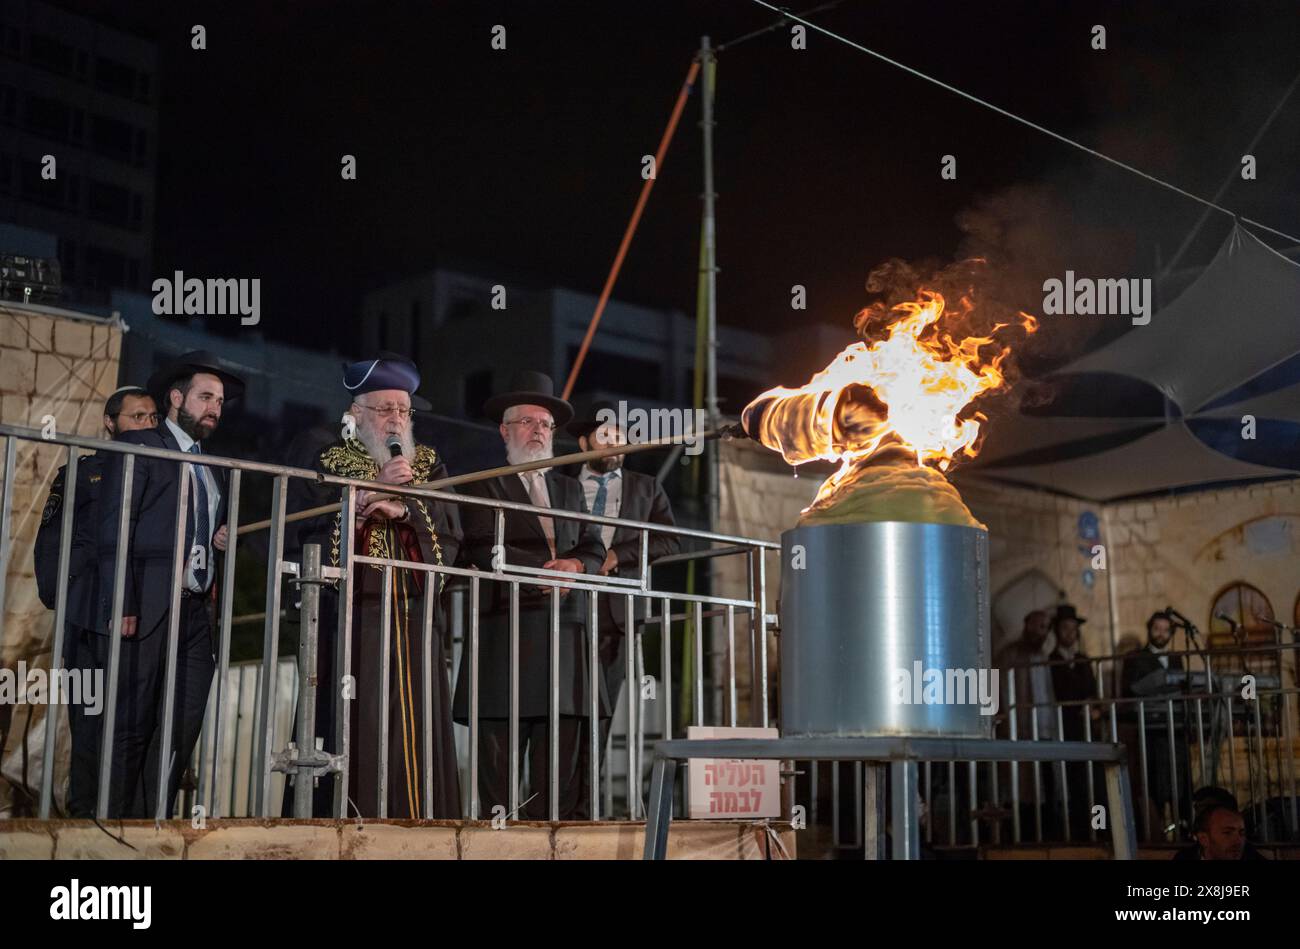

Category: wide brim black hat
[148, 349, 245, 402]
[1051, 604, 1087, 627]
[566, 399, 619, 439]
[483, 370, 572, 426]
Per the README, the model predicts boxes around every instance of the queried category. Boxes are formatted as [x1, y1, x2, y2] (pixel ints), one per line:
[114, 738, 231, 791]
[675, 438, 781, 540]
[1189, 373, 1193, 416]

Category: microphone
[1164, 606, 1193, 628]
[1255, 614, 1285, 632]
[385, 434, 403, 458]
[1214, 611, 1239, 632]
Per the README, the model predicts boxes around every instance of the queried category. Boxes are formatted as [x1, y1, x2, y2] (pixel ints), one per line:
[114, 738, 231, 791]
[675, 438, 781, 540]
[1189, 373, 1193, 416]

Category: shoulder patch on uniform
[41, 492, 62, 525]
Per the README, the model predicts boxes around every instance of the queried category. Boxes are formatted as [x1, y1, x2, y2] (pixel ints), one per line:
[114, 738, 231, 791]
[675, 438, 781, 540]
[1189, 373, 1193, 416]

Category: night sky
[55, 0, 1300, 376]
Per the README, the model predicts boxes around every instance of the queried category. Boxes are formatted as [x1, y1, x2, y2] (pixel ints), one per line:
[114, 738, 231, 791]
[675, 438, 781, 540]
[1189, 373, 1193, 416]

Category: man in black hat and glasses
[451, 371, 606, 820]
[95, 350, 242, 817]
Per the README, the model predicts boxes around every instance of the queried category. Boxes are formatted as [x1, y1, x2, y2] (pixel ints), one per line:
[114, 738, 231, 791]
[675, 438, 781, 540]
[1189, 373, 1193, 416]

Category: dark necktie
[590, 473, 611, 517]
[189, 444, 211, 589]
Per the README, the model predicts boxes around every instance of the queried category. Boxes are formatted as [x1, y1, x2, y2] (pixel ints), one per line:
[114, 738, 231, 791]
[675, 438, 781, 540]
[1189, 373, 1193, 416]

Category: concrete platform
[0, 819, 796, 860]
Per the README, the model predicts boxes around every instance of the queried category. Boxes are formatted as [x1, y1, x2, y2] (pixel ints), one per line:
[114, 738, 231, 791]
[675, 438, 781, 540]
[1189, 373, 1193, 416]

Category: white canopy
[969, 421, 1295, 501]
[1055, 225, 1300, 413]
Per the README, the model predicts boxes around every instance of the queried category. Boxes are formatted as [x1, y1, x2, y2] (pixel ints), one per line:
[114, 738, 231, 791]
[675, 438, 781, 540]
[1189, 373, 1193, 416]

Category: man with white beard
[451, 371, 606, 820]
[288, 352, 462, 818]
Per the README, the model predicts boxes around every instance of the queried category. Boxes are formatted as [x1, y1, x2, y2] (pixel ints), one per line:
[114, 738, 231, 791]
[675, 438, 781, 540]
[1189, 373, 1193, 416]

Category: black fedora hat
[566, 399, 621, 439]
[148, 349, 245, 402]
[1050, 603, 1087, 627]
[483, 370, 572, 426]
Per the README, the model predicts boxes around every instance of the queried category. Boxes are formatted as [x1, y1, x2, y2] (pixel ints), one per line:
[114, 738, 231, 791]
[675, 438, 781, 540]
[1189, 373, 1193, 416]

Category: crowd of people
[33, 351, 678, 821]
[995, 605, 1265, 858]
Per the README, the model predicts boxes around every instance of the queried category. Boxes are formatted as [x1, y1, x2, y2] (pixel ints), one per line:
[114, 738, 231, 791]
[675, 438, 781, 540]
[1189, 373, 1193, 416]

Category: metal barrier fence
[0, 423, 777, 822]
[806, 642, 1300, 853]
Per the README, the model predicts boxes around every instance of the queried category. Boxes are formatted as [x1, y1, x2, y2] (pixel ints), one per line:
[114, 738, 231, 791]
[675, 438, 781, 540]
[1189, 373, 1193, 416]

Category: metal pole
[96, 453, 135, 819]
[378, 566, 393, 818]
[469, 575, 480, 820]
[153, 460, 193, 821]
[210, 468, 240, 817]
[422, 576, 435, 819]
[293, 543, 323, 817]
[0, 438, 16, 648]
[661, 597, 672, 744]
[254, 475, 288, 816]
[333, 485, 355, 819]
[549, 587, 561, 822]
[509, 581, 520, 817]
[39, 446, 79, 817]
[589, 589, 600, 821]
[626, 593, 637, 818]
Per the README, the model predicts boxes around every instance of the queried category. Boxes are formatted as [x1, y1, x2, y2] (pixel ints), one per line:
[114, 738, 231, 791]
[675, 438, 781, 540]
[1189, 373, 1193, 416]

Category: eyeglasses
[355, 403, 414, 420]
[117, 411, 159, 424]
[504, 416, 556, 433]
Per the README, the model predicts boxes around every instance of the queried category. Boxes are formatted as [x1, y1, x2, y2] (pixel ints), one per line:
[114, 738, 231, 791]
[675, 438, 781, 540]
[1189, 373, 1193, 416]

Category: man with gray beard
[288, 353, 462, 818]
[451, 371, 606, 820]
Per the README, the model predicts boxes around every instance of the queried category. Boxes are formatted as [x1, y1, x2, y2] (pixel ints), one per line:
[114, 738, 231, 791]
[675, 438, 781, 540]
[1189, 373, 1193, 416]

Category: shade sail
[967, 414, 1163, 467]
[1198, 380, 1300, 425]
[967, 421, 1296, 501]
[1055, 225, 1300, 413]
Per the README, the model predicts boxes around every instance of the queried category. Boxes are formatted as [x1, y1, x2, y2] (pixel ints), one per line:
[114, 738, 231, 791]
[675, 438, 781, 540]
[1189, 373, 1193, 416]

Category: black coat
[1049, 648, 1097, 741]
[590, 468, 680, 636]
[451, 469, 606, 721]
[35, 454, 104, 635]
[96, 425, 229, 639]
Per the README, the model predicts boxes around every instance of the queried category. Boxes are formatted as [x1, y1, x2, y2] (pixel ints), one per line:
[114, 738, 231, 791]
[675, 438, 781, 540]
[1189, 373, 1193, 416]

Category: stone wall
[0, 303, 123, 814]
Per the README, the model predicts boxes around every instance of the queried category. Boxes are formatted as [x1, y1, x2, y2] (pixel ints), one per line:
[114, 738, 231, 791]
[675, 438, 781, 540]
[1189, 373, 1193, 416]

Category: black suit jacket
[581, 468, 679, 636]
[35, 454, 104, 634]
[96, 425, 229, 639]
[451, 468, 606, 720]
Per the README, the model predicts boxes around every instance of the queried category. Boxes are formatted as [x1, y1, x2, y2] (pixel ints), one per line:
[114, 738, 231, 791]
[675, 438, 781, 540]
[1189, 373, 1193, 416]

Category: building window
[1209, 581, 1279, 677]
[58, 238, 77, 283]
[25, 94, 73, 141]
[87, 179, 134, 228]
[27, 33, 75, 76]
[94, 56, 138, 99]
[90, 114, 136, 161]
[565, 346, 660, 400]
[83, 245, 129, 291]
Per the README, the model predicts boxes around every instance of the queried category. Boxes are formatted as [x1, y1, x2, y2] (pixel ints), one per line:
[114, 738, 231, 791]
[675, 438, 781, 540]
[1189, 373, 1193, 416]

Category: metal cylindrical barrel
[780, 521, 991, 738]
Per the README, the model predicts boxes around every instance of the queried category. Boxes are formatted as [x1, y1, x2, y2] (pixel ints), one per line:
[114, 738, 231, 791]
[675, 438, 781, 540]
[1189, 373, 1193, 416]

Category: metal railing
[803, 642, 1300, 854]
[0, 423, 777, 822]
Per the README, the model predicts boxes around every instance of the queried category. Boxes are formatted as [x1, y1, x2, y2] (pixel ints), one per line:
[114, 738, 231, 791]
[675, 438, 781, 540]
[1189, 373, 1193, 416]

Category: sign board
[686, 725, 781, 819]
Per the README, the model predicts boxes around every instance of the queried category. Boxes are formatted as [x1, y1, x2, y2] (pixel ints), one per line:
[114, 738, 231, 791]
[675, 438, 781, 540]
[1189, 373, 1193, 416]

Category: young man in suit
[34, 385, 157, 817]
[565, 400, 680, 817]
[451, 371, 606, 820]
[1122, 610, 1190, 836]
[96, 350, 242, 817]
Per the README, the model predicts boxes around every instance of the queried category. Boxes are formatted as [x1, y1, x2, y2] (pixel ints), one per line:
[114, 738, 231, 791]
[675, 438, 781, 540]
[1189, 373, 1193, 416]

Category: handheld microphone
[386, 434, 403, 458]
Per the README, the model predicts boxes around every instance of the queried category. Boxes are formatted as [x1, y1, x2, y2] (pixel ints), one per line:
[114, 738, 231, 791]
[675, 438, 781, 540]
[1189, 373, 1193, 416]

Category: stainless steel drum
[779, 520, 991, 738]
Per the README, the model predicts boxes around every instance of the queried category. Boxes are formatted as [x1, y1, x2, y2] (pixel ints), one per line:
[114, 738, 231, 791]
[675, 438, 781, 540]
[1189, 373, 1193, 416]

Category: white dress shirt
[580, 466, 622, 549]
[166, 417, 221, 592]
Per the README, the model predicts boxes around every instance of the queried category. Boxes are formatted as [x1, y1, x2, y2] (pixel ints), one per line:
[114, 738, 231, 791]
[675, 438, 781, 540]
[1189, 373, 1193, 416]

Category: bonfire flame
[743, 287, 1036, 526]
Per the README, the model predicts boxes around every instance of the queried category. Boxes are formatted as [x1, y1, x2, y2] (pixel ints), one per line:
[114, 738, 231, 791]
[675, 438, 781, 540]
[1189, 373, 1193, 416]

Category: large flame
[743, 289, 1036, 520]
